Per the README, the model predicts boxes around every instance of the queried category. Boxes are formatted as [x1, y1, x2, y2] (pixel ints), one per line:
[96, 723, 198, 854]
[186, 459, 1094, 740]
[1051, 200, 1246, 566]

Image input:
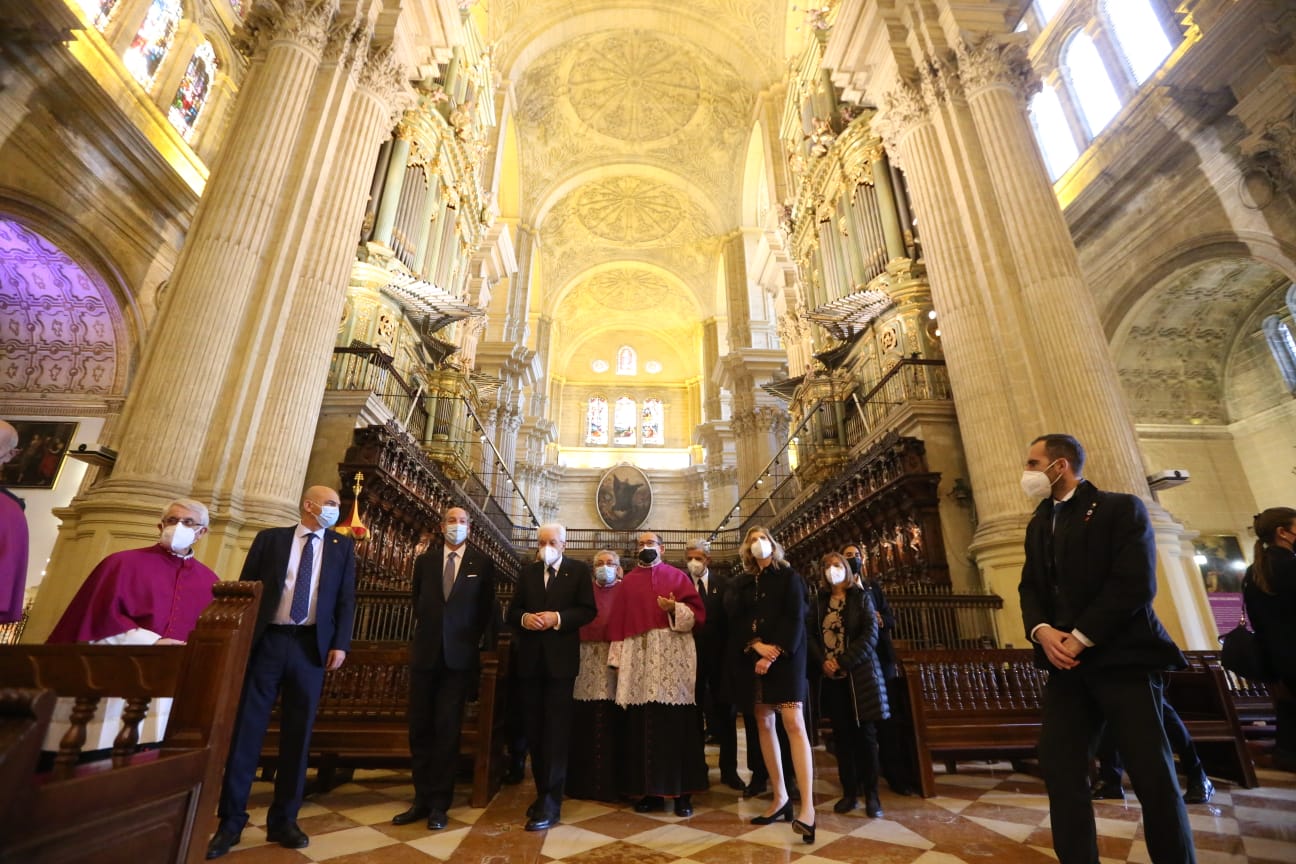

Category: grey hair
[163, 498, 210, 526]
[538, 522, 567, 543]
[684, 537, 711, 555]
[593, 548, 621, 566]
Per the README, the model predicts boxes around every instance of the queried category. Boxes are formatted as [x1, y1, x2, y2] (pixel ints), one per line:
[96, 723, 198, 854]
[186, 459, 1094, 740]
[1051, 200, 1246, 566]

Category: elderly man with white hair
[0, 419, 27, 624]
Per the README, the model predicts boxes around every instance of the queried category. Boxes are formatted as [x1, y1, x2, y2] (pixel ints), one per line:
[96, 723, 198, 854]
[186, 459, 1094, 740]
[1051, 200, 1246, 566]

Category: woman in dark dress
[738, 526, 816, 843]
[808, 550, 889, 817]
[1243, 507, 1296, 770]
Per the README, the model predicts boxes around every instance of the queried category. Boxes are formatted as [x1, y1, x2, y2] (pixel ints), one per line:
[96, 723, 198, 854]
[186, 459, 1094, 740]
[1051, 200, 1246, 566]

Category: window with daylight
[1030, 85, 1080, 180]
[616, 345, 636, 375]
[1034, 0, 1065, 24]
[123, 0, 183, 90]
[1102, 0, 1173, 84]
[1062, 30, 1122, 137]
[168, 41, 216, 141]
[640, 398, 663, 446]
[586, 396, 609, 445]
[77, 0, 119, 30]
[613, 397, 637, 445]
[1263, 315, 1296, 393]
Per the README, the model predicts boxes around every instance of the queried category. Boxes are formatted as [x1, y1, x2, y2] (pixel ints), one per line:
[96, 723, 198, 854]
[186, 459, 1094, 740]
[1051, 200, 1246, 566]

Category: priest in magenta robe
[44, 498, 219, 751]
[0, 420, 28, 625]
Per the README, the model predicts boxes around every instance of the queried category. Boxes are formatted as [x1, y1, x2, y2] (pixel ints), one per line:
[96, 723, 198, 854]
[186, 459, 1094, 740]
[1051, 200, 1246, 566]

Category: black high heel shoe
[792, 818, 816, 844]
[749, 801, 793, 824]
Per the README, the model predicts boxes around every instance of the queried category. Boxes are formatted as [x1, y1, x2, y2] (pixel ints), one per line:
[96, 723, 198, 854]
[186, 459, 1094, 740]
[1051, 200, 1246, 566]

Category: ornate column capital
[234, 0, 339, 60]
[359, 42, 414, 123]
[874, 77, 929, 155]
[955, 34, 1040, 105]
[322, 6, 372, 73]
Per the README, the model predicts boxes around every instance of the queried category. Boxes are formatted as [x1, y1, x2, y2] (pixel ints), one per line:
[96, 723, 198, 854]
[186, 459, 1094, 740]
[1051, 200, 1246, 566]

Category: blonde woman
[739, 526, 816, 843]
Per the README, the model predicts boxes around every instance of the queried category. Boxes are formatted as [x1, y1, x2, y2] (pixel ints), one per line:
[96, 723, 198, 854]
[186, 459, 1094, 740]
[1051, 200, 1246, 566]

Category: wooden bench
[0, 582, 260, 864]
[260, 633, 511, 808]
[1185, 650, 1275, 741]
[897, 648, 1257, 797]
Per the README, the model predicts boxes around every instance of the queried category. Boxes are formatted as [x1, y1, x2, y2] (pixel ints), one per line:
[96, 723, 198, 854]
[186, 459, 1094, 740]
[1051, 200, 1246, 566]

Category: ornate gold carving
[955, 34, 1040, 104]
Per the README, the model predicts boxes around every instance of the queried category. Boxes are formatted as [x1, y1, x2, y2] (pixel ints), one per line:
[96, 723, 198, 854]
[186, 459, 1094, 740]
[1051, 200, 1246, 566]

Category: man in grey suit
[506, 523, 596, 830]
[392, 507, 497, 830]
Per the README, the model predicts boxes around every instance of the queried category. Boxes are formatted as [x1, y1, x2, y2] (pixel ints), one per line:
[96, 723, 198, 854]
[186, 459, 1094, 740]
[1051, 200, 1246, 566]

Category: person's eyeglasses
[163, 516, 205, 528]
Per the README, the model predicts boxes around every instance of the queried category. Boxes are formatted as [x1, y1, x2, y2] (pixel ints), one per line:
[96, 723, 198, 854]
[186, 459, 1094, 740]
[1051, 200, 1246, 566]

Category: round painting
[596, 463, 652, 531]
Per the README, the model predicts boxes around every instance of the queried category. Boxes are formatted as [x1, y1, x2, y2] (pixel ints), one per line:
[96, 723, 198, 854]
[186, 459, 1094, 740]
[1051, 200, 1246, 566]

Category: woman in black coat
[808, 550, 890, 816]
[1244, 507, 1296, 770]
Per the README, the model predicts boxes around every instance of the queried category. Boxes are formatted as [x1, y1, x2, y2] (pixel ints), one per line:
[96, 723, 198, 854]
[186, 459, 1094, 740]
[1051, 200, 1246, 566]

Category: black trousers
[1096, 700, 1199, 786]
[696, 663, 737, 776]
[1039, 666, 1195, 864]
[822, 677, 880, 798]
[408, 658, 474, 810]
[521, 675, 576, 818]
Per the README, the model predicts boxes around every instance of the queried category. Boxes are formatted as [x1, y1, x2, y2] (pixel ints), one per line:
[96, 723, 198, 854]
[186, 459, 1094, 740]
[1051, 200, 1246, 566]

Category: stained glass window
[586, 396, 609, 445]
[78, 0, 119, 31]
[1102, 0, 1172, 84]
[641, 398, 663, 446]
[168, 41, 216, 141]
[613, 397, 636, 445]
[616, 345, 636, 375]
[1062, 30, 1122, 137]
[1029, 86, 1080, 180]
[123, 0, 183, 91]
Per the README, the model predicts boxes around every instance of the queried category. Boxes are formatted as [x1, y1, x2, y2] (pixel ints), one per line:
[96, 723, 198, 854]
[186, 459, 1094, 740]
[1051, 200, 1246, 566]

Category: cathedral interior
[2, 0, 1296, 861]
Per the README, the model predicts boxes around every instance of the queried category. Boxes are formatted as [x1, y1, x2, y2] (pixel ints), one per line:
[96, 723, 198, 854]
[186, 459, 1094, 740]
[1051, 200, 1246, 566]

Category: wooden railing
[328, 346, 429, 440]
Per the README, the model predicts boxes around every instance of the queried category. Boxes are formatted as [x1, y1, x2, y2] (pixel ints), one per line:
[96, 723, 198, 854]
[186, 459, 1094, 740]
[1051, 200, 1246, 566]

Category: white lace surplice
[574, 640, 617, 702]
[610, 602, 697, 707]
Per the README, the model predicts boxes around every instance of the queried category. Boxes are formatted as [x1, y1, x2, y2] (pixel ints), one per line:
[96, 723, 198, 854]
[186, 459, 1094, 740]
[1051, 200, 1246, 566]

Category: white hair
[685, 537, 711, 555]
[163, 498, 210, 526]
[538, 522, 566, 542]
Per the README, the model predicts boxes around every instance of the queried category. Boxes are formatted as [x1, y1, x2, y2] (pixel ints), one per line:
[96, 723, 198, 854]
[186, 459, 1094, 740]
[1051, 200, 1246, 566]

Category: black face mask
[847, 556, 862, 575]
[638, 548, 659, 565]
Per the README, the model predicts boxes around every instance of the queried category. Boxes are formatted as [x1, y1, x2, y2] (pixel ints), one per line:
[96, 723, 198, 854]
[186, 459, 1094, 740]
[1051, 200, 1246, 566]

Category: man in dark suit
[506, 522, 596, 831]
[685, 538, 743, 790]
[392, 506, 496, 830]
[207, 486, 357, 859]
[1018, 434, 1195, 864]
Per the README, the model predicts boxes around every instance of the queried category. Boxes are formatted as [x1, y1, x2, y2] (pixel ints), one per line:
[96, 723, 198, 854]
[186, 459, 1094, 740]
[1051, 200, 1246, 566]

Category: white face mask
[444, 523, 469, 545]
[316, 504, 340, 529]
[595, 565, 619, 586]
[826, 565, 846, 585]
[752, 538, 773, 560]
[162, 523, 197, 553]
[686, 559, 705, 577]
[540, 545, 561, 566]
[1020, 460, 1060, 499]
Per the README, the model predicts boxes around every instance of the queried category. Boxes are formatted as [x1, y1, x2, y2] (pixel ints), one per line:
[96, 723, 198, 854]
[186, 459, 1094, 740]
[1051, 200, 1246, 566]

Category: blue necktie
[1052, 500, 1065, 531]
[290, 534, 316, 624]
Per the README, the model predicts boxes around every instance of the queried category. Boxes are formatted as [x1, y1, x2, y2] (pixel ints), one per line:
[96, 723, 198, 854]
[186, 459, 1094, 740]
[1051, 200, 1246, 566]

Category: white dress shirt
[274, 524, 325, 625]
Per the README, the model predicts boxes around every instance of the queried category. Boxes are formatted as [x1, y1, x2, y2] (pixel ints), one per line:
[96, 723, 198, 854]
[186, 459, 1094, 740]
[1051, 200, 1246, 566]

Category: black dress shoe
[865, 792, 884, 818]
[1184, 773, 1215, 804]
[634, 795, 666, 812]
[743, 780, 768, 798]
[525, 816, 558, 831]
[265, 823, 310, 849]
[427, 810, 449, 830]
[833, 796, 857, 814]
[392, 803, 431, 825]
[674, 795, 693, 817]
[792, 818, 816, 844]
[721, 771, 746, 791]
[1090, 780, 1125, 800]
[205, 829, 241, 859]
[750, 800, 793, 824]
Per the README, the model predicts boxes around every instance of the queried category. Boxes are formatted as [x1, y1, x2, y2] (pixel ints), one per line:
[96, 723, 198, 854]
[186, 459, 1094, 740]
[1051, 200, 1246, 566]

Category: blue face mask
[316, 504, 339, 529]
[595, 565, 619, 586]
[444, 523, 469, 545]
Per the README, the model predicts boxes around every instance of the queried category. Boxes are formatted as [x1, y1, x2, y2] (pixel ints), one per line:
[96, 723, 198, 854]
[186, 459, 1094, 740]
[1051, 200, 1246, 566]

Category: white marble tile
[405, 826, 472, 861]
[623, 823, 729, 858]
[965, 815, 1038, 843]
[301, 826, 398, 861]
[539, 823, 617, 859]
[337, 800, 409, 825]
[849, 818, 936, 849]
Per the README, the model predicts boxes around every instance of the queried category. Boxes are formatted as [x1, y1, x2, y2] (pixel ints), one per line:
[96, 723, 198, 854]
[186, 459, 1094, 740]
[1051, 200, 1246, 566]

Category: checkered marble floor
[221, 746, 1296, 864]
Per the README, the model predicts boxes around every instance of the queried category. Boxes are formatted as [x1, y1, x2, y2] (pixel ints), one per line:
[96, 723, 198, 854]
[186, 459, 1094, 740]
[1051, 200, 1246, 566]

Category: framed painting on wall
[1, 420, 78, 489]
[1192, 534, 1246, 594]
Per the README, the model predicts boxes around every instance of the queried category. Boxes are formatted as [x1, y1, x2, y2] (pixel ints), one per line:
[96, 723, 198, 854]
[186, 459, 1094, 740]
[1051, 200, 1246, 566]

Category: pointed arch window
[613, 397, 637, 445]
[1030, 85, 1080, 180]
[168, 41, 216, 141]
[586, 396, 609, 445]
[641, 398, 663, 446]
[1062, 30, 1122, 137]
[77, 0, 120, 31]
[1263, 315, 1296, 393]
[123, 0, 183, 90]
[616, 345, 637, 375]
[1101, 0, 1173, 84]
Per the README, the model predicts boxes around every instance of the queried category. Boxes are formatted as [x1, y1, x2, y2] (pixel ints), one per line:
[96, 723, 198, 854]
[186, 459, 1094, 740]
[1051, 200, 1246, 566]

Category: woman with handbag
[807, 550, 889, 817]
[1243, 507, 1296, 771]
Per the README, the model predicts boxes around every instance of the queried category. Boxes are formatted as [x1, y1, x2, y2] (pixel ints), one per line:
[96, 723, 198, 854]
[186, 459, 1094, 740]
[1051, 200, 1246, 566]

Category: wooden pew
[1184, 651, 1275, 741]
[0, 582, 260, 864]
[260, 633, 511, 808]
[897, 648, 1257, 797]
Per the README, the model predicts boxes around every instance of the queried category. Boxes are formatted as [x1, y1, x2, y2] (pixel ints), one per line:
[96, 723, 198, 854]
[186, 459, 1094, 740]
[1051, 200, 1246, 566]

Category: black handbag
[1219, 609, 1275, 683]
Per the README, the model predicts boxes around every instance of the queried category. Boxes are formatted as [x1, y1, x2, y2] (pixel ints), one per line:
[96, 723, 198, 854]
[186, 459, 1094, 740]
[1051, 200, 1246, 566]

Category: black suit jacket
[506, 557, 596, 678]
[241, 525, 357, 665]
[1019, 480, 1184, 672]
[410, 543, 496, 671]
[692, 570, 728, 668]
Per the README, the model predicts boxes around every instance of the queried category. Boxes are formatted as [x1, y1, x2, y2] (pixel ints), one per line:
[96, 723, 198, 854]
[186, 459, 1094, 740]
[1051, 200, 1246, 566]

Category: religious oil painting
[596, 463, 652, 531]
[2, 420, 78, 489]
[1193, 534, 1246, 594]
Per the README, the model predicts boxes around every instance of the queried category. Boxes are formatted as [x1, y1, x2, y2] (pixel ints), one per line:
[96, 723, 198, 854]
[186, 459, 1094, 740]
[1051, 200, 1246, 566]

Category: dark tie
[546, 565, 556, 591]
[1052, 499, 1065, 531]
[696, 577, 705, 595]
[443, 551, 457, 600]
[290, 534, 315, 624]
